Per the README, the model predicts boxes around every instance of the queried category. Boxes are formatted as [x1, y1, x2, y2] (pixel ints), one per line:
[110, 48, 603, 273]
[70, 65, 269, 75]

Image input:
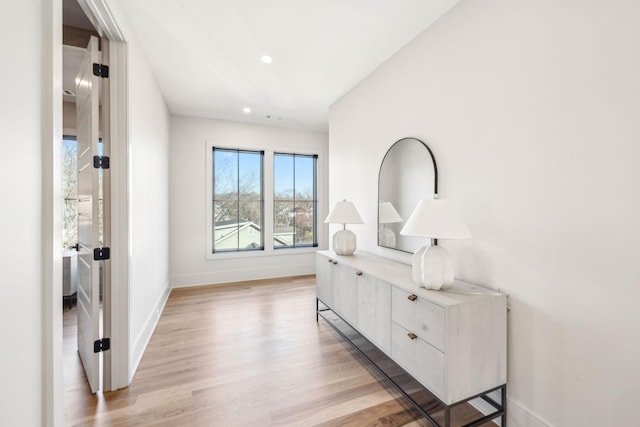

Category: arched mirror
[378, 137, 438, 253]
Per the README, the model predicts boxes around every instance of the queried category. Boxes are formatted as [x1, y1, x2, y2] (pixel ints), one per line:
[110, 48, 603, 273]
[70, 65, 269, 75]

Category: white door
[76, 36, 101, 393]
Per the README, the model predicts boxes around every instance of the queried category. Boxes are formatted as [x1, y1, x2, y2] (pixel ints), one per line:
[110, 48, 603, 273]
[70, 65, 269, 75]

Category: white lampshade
[325, 200, 363, 256]
[325, 200, 364, 225]
[400, 199, 471, 239]
[378, 201, 402, 224]
[400, 199, 471, 290]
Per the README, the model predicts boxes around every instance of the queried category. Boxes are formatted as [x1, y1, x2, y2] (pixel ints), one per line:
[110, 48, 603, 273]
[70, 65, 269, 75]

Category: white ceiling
[66, 0, 460, 130]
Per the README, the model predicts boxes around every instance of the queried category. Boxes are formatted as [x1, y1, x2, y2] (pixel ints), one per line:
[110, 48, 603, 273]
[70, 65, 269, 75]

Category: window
[274, 153, 318, 248]
[62, 136, 104, 251]
[212, 148, 264, 252]
[206, 144, 321, 257]
[62, 136, 78, 251]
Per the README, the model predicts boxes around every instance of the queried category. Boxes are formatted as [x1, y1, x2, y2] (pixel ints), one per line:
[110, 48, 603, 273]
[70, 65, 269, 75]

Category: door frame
[43, 0, 130, 424]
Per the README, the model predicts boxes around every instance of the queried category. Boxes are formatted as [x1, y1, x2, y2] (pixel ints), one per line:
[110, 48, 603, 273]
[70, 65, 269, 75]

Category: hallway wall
[329, 0, 640, 424]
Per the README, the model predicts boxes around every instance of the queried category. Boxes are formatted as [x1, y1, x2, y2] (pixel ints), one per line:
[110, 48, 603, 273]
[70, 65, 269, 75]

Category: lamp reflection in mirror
[400, 198, 471, 290]
[324, 200, 364, 256]
[378, 201, 402, 248]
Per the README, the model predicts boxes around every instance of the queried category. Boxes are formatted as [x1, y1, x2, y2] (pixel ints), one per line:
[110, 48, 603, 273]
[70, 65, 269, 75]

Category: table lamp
[325, 200, 364, 255]
[378, 201, 402, 248]
[400, 198, 471, 290]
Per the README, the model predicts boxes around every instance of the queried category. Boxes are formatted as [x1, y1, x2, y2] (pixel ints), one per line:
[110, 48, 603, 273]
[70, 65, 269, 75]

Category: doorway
[59, 0, 130, 415]
[62, 0, 108, 397]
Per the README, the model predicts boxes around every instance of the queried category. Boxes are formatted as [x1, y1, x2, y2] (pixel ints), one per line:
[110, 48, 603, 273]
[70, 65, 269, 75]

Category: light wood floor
[64, 275, 493, 426]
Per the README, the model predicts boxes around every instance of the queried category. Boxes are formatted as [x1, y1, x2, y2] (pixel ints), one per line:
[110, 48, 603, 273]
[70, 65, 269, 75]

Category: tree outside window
[62, 136, 78, 251]
[62, 136, 104, 252]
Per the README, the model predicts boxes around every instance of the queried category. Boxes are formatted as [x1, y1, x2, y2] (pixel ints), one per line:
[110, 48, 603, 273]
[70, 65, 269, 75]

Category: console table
[316, 250, 507, 427]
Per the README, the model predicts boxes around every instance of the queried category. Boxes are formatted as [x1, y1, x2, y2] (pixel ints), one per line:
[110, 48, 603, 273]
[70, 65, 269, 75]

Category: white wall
[127, 39, 171, 374]
[329, 0, 640, 425]
[104, 0, 172, 378]
[0, 1, 60, 425]
[63, 101, 76, 134]
[170, 116, 328, 287]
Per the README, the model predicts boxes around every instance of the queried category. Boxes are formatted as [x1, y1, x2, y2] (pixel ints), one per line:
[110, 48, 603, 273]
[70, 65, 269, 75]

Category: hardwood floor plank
[64, 275, 494, 426]
[313, 399, 430, 427]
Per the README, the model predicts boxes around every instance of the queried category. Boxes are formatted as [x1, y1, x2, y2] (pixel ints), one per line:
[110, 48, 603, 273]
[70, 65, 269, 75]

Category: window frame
[211, 147, 265, 254]
[205, 141, 323, 260]
[273, 152, 318, 250]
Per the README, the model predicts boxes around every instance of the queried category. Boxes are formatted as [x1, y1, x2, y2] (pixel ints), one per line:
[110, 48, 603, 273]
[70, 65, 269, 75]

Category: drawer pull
[356, 271, 363, 276]
[327, 259, 333, 263]
[407, 332, 418, 340]
[407, 294, 418, 302]
[332, 261, 338, 265]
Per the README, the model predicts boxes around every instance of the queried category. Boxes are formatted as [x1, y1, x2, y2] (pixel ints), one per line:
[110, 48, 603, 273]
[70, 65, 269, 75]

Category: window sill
[205, 246, 321, 261]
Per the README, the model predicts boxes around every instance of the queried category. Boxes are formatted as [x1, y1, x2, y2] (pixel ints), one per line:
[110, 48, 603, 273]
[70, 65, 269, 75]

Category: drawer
[391, 286, 445, 352]
[391, 322, 445, 399]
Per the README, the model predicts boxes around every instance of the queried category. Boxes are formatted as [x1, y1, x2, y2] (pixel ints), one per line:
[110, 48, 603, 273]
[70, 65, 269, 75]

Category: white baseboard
[170, 262, 316, 288]
[468, 393, 550, 427]
[507, 398, 551, 427]
[129, 280, 171, 381]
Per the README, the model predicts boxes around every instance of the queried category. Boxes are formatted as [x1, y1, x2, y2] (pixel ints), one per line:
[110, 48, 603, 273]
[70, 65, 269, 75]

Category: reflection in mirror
[378, 137, 438, 253]
[378, 201, 402, 247]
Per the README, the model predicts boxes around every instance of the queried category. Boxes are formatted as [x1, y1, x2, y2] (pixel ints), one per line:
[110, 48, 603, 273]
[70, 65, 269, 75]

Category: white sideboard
[316, 250, 507, 422]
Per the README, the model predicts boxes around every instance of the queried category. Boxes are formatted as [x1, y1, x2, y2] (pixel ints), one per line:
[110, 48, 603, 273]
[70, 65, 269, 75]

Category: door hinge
[92, 63, 109, 78]
[94, 338, 111, 353]
[93, 247, 110, 260]
[93, 155, 110, 169]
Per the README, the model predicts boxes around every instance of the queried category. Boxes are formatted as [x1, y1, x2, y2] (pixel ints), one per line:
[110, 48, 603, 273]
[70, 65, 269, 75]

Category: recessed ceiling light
[260, 55, 273, 64]
[243, 107, 252, 114]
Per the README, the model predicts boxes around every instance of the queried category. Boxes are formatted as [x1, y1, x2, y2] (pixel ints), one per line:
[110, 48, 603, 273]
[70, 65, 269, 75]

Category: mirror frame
[377, 137, 439, 253]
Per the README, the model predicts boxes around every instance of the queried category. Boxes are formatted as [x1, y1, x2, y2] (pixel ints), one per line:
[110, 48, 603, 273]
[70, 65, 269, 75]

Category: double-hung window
[212, 148, 264, 252]
[274, 153, 318, 248]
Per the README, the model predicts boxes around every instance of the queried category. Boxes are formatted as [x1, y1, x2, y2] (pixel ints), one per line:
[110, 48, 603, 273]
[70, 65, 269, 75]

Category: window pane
[62, 138, 77, 199]
[295, 156, 314, 201]
[212, 147, 264, 253]
[63, 199, 78, 250]
[274, 154, 294, 200]
[239, 201, 263, 249]
[273, 154, 317, 249]
[239, 151, 261, 200]
[214, 149, 238, 200]
[62, 137, 78, 251]
[294, 200, 315, 245]
[213, 200, 239, 251]
[274, 201, 294, 248]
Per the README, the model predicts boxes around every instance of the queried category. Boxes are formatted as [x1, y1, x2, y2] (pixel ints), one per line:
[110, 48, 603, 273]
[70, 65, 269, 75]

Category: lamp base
[333, 229, 357, 255]
[378, 227, 396, 248]
[411, 245, 455, 290]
